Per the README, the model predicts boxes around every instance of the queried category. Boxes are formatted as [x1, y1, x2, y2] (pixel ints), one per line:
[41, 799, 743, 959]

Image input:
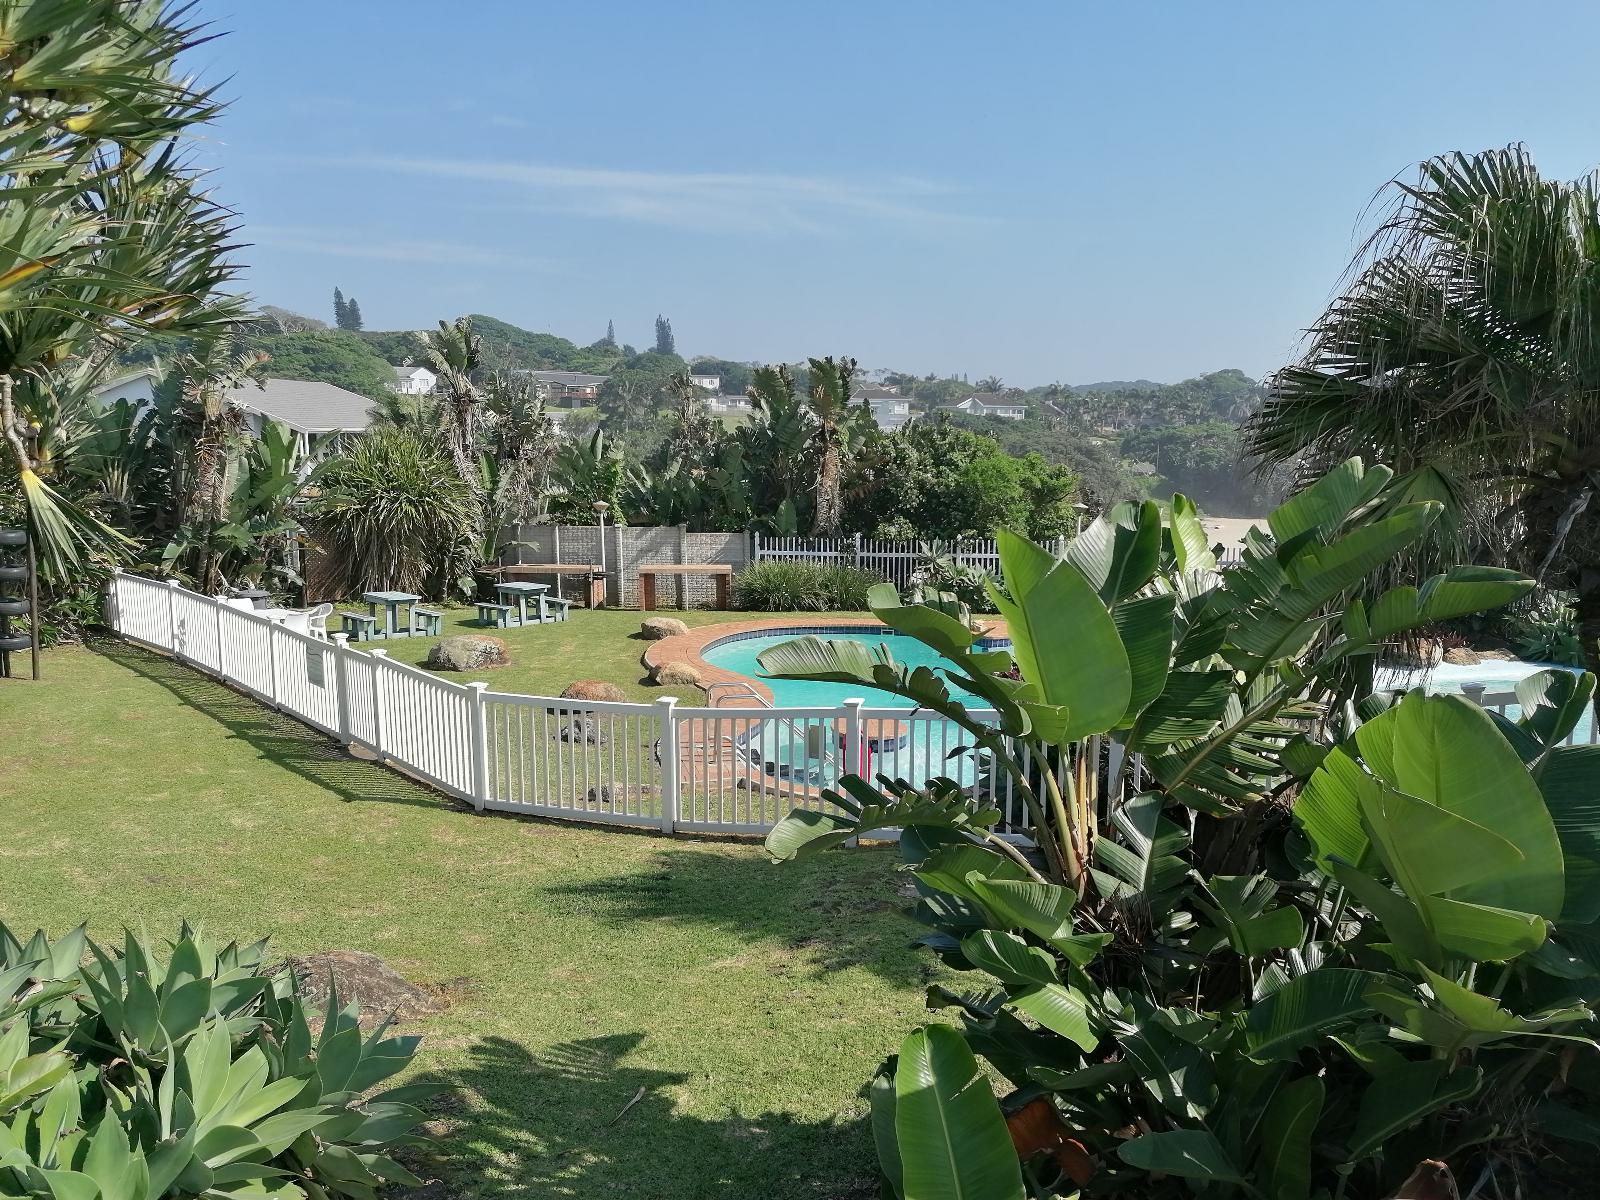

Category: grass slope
[2, 641, 933, 1198]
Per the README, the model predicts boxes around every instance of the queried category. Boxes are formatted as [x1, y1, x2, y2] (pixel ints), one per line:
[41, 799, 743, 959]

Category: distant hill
[1067, 379, 1166, 394]
[359, 315, 623, 376]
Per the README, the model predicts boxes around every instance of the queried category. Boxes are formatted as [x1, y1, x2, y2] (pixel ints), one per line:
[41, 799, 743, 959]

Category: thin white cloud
[296, 155, 981, 235]
[248, 225, 543, 268]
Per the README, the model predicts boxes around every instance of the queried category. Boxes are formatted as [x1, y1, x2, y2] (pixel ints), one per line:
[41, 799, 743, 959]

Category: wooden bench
[475, 601, 514, 628]
[409, 606, 444, 637]
[637, 564, 734, 611]
[540, 595, 575, 622]
[339, 611, 378, 640]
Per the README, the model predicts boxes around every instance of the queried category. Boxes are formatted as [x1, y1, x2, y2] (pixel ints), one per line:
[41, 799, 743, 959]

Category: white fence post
[467, 681, 490, 812]
[105, 570, 122, 631]
[655, 695, 678, 833]
[165, 578, 180, 655]
[265, 621, 282, 708]
[841, 697, 865, 778]
[213, 598, 228, 679]
[369, 649, 389, 757]
[330, 633, 353, 744]
[853, 532, 862, 568]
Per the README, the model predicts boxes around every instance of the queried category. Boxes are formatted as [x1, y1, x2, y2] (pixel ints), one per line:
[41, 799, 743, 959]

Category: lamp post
[592, 500, 610, 608]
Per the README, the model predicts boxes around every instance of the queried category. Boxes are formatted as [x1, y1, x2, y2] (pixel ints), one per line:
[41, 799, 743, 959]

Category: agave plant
[0, 922, 435, 1198]
[756, 459, 1600, 1197]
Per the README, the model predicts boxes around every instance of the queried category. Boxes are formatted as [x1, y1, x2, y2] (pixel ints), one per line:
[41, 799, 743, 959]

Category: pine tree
[345, 297, 363, 331]
[333, 287, 346, 328]
[605, 318, 616, 347]
[654, 313, 675, 356]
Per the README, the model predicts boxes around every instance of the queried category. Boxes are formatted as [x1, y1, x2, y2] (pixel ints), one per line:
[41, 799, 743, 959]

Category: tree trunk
[813, 439, 841, 536]
[1578, 571, 1600, 719]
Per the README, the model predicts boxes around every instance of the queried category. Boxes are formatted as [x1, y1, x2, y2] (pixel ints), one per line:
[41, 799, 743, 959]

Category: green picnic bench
[475, 601, 514, 628]
[410, 606, 444, 636]
[540, 596, 575, 622]
[340, 611, 379, 640]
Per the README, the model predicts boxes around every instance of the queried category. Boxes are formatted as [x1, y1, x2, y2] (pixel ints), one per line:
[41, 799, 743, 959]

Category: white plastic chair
[305, 602, 333, 640]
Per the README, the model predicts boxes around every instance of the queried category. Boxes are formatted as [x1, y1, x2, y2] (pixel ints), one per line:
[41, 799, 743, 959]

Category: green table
[362, 590, 421, 637]
[495, 581, 549, 626]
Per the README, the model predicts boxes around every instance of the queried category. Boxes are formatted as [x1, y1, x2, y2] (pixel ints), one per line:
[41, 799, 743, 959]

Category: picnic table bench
[637, 563, 734, 611]
[487, 564, 607, 608]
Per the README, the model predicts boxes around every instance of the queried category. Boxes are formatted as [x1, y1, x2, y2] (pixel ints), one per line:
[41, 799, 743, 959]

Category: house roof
[225, 377, 375, 434]
[963, 392, 1024, 408]
[93, 366, 159, 394]
[392, 364, 433, 380]
[527, 369, 609, 387]
[856, 386, 901, 400]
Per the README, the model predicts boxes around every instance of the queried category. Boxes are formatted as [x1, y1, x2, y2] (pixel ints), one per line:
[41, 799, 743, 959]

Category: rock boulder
[651, 660, 703, 687]
[425, 635, 509, 671]
[561, 679, 627, 702]
[640, 617, 690, 640]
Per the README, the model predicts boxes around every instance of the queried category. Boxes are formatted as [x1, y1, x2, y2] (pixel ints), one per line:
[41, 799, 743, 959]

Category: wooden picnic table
[489, 564, 607, 608]
[637, 563, 734, 611]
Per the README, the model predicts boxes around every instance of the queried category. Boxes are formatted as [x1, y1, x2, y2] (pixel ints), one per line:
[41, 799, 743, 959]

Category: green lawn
[379, 605, 868, 702]
[2, 639, 935, 1199]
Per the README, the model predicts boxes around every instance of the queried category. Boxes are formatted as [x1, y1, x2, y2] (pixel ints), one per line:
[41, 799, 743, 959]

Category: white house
[392, 364, 436, 395]
[704, 393, 751, 414]
[223, 378, 376, 457]
[689, 373, 721, 392]
[867, 396, 912, 431]
[939, 392, 1028, 421]
[92, 367, 160, 413]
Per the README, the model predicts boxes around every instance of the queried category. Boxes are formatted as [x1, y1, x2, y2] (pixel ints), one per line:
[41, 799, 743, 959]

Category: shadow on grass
[402, 1034, 880, 1200]
[539, 843, 933, 988]
[90, 639, 448, 812]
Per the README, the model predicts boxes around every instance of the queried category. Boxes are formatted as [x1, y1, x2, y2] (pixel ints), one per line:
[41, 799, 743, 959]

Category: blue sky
[195, 0, 1600, 385]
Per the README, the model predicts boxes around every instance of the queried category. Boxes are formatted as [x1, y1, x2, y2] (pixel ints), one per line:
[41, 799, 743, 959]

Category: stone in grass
[425, 635, 509, 671]
[651, 660, 703, 687]
[640, 616, 690, 640]
[561, 679, 627, 702]
[561, 717, 606, 745]
[285, 950, 450, 1025]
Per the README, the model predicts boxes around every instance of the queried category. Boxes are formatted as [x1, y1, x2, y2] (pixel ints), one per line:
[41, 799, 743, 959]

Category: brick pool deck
[642, 614, 1010, 705]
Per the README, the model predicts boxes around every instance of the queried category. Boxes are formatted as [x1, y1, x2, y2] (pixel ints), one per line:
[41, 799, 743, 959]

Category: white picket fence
[751, 532, 1242, 588]
[108, 573, 1124, 838]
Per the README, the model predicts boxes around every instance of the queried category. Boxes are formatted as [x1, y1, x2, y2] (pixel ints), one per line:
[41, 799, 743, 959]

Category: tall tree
[654, 313, 675, 356]
[604, 318, 616, 347]
[0, 1, 247, 579]
[413, 317, 484, 485]
[805, 356, 859, 536]
[345, 297, 363, 331]
[332, 287, 346, 329]
[1249, 146, 1600, 682]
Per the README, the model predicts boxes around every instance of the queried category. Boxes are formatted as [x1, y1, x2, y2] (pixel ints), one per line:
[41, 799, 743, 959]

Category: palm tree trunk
[1578, 575, 1600, 719]
[813, 440, 841, 536]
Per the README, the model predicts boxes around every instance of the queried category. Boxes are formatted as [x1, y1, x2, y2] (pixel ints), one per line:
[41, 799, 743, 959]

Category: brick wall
[501, 524, 750, 609]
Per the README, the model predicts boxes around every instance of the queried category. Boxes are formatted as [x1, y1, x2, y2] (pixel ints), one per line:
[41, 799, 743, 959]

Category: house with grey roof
[525, 369, 609, 408]
[224, 378, 377, 457]
[392, 364, 436, 395]
[938, 392, 1028, 421]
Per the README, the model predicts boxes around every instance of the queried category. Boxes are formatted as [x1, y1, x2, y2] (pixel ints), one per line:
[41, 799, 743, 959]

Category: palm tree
[482, 371, 558, 521]
[414, 317, 483, 483]
[1249, 146, 1600, 679]
[0, 2, 245, 579]
[171, 338, 267, 591]
[804, 356, 859, 536]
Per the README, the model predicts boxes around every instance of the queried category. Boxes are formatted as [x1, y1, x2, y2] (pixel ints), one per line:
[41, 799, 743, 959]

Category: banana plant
[754, 459, 1599, 1198]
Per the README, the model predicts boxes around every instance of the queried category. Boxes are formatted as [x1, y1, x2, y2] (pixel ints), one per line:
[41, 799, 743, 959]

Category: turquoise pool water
[704, 629, 1005, 709]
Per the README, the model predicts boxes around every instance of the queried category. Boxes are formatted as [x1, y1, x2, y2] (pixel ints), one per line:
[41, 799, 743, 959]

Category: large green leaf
[1358, 782, 1527, 902]
[1267, 457, 1390, 542]
[1009, 984, 1098, 1051]
[1245, 970, 1378, 1061]
[1111, 592, 1176, 727]
[1361, 567, 1534, 642]
[989, 530, 1130, 739]
[894, 1025, 1024, 1200]
[1537, 744, 1600, 922]
[1194, 875, 1304, 957]
[1169, 493, 1217, 574]
[1091, 792, 1190, 908]
[1118, 1129, 1246, 1183]
[1294, 746, 1377, 872]
[1258, 1075, 1324, 1200]
[1517, 670, 1596, 750]
[1343, 1060, 1481, 1162]
[1364, 694, 1564, 919]
[1064, 500, 1161, 603]
[869, 1059, 905, 1200]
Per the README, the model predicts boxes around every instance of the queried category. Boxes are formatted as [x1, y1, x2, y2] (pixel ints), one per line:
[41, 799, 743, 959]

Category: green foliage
[731, 560, 878, 612]
[905, 546, 995, 613]
[756, 460, 1596, 1198]
[241, 330, 396, 401]
[0, 921, 433, 1198]
[1508, 593, 1586, 666]
[304, 427, 479, 598]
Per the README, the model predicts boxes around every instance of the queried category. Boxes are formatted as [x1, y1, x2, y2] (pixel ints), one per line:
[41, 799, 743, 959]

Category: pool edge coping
[642, 614, 1011, 705]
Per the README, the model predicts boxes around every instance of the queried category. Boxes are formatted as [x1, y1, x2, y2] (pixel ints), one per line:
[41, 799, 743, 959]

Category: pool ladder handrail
[699, 679, 845, 775]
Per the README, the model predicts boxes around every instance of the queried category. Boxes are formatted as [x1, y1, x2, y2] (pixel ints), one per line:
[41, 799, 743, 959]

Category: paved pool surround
[643, 616, 1012, 705]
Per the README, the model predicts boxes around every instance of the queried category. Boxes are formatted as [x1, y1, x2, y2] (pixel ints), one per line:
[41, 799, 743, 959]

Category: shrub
[0, 922, 435, 1197]
[733, 561, 878, 611]
[1508, 592, 1585, 665]
[756, 467, 1599, 1198]
[905, 544, 997, 612]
